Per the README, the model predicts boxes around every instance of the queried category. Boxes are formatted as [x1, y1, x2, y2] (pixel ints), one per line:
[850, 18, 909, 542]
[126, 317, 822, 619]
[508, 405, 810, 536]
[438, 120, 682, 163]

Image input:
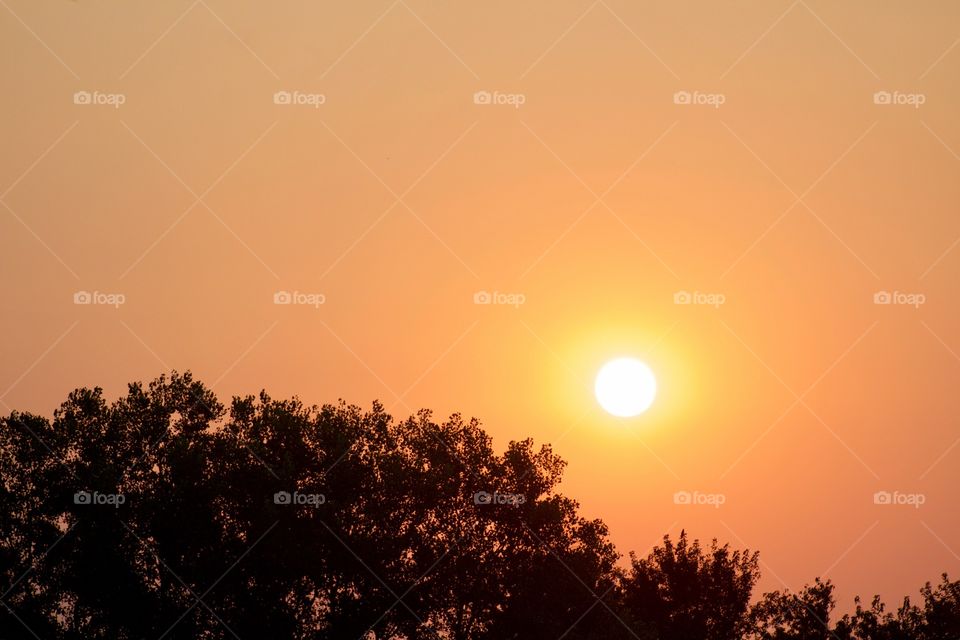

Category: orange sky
[2, 0, 959, 608]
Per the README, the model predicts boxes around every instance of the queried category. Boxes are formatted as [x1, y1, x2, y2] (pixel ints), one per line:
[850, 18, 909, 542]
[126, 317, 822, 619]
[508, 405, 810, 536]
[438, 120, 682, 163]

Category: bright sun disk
[595, 357, 657, 417]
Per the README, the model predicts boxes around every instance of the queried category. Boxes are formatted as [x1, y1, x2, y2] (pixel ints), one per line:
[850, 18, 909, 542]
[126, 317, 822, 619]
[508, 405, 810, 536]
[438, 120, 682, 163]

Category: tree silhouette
[1, 372, 958, 639]
[0, 373, 622, 639]
[748, 578, 837, 639]
[620, 531, 760, 640]
[832, 575, 960, 640]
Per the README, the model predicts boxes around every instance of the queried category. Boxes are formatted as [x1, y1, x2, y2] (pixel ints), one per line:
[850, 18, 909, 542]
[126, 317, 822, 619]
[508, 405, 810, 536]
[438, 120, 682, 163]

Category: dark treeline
[1, 373, 957, 639]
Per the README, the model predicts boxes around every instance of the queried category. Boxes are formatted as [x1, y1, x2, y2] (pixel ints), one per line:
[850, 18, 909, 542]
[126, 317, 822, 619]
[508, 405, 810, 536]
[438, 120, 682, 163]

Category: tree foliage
[1, 372, 957, 639]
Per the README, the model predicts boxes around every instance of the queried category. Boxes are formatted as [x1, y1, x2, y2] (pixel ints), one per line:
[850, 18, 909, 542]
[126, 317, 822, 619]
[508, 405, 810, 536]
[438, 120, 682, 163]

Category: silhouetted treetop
[1, 372, 956, 639]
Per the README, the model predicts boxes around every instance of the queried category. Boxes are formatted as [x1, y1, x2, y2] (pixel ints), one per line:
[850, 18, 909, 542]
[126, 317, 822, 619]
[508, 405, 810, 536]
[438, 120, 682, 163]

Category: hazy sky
[2, 0, 959, 608]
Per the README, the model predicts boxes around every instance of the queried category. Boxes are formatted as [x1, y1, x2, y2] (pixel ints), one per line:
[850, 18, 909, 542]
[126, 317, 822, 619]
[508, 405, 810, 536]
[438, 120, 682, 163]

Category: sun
[595, 357, 657, 417]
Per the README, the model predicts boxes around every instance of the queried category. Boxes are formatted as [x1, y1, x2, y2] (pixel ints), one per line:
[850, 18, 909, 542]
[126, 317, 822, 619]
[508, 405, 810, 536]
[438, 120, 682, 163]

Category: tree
[619, 530, 760, 640]
[832, 575, 960, 640]
[749, 578, 838, 640]
[3, 372, 959, 639]
[0, 372, 623, 639]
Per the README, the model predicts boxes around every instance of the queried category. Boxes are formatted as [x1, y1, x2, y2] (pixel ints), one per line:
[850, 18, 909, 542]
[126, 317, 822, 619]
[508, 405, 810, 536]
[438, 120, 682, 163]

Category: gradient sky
[2, 0, 960, 609]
